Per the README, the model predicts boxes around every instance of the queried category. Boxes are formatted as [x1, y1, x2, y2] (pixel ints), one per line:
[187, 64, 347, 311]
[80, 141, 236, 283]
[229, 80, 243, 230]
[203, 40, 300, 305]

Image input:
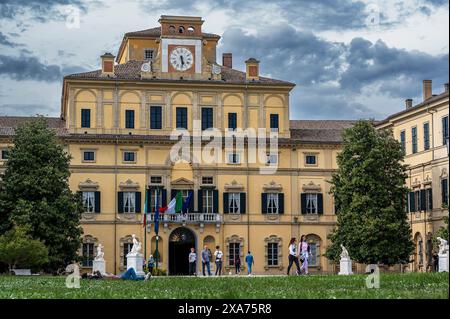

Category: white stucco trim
[161, 38, 202, 73]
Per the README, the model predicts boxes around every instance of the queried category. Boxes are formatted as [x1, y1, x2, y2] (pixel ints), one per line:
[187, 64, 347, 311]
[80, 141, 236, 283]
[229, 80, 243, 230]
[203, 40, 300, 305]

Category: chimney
[222, 53, 232, 68]
[444, 83, 449, 93]
[405, 98, 413, 109]
[423, 80, 432, 101]
[245, 57, 260, 81]
[101, 52, 115, 76]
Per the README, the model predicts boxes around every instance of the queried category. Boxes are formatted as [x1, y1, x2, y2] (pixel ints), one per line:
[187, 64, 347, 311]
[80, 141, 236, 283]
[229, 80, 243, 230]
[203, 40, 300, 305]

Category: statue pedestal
[438, 253, 448, 272]
[93, 259, 106, 275]
[126, 252, 145, 276]
[338, 258, 353, 275]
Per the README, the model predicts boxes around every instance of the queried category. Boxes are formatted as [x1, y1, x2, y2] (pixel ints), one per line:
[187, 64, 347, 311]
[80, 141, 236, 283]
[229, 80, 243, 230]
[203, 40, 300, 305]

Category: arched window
[305, 234, 321, 268]
[264, 235, 283, 270]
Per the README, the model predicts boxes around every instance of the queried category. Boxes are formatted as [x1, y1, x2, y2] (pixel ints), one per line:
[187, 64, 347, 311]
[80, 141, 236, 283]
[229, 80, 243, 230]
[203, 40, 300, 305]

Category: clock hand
[180, 55, 185, 66]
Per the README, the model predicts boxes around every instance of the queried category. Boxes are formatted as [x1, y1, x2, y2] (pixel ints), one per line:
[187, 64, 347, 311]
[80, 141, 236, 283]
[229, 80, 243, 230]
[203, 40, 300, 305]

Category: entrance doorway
[169, 227, 196, 275]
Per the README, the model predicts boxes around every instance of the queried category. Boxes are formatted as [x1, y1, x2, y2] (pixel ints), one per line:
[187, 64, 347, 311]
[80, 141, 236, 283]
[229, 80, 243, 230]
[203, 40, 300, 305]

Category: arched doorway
[169, 227, 196, 275]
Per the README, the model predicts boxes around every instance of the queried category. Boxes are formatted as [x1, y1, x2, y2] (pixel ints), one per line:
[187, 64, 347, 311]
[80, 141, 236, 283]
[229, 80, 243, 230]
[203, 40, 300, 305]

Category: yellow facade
[0, 16, 448, 275]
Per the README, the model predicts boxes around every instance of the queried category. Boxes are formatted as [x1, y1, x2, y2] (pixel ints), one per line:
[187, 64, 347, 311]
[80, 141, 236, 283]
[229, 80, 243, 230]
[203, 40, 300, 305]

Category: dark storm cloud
[340, 38, 449, 98]
[0, 32, 18, 47]
[423, 0, 449, 6]
[0, 0, 87, 21]
[0, 54, 85, 82]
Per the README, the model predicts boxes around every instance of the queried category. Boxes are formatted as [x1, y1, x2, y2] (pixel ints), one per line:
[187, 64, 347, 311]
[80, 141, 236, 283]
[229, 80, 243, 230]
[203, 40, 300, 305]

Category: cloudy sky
[0, 0, 448, 120]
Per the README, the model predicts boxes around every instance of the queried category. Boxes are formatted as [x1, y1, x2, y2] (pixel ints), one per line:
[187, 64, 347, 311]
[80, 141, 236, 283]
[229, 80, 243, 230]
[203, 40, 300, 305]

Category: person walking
[234, 254, 241, 275]
[287, 237, 301, 275]
[147, 254, 155, 276]
[201, 245, 211, 276]
[214, 245, 223, 276]
[188, 247, 197, 276]
[245, 251, 254, 276]
[299, 235, 309, 275]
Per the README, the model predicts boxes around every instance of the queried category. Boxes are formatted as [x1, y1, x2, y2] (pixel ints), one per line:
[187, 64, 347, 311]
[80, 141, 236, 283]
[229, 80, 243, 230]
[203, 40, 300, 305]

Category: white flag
[166, 197, 176, 214]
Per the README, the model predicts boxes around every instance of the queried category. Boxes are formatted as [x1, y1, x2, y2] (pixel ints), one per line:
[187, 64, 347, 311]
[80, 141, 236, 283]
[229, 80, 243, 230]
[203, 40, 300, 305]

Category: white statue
[437, 237, 448, 255]
[94, 244, 104, 261]
[130, 234, 142, 254]
[340, 244, 349, 259]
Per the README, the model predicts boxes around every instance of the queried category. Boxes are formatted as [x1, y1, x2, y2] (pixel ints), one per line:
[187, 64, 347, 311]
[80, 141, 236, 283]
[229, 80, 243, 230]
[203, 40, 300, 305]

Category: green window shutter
[94, 191, 101, 213]
[301, 193, 307, 215]
[426, 188, 433, 210]
[197, 189, 203, 213]
[161, 189, 167, 207]
[135, 192, 142, 213]
[261, 193, 267, 214]
[317, 193, 323, 214]
[213, 189, 219, 214]
[118, 192, 124, 213]
[189, 190, 194, 213]
[278, 193, 284, 214]
[223, 192, 229, 214]
[409, 192, 415, 212]
[240, 193, 246, 214]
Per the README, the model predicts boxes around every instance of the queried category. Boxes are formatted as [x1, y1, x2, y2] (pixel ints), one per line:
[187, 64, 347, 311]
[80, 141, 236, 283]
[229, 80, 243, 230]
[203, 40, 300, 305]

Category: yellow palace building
[0, 15, 448, 275]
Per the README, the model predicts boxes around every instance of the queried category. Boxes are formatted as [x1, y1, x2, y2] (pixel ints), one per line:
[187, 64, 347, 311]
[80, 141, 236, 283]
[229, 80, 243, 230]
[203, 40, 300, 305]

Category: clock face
[170, 47, 194, 71]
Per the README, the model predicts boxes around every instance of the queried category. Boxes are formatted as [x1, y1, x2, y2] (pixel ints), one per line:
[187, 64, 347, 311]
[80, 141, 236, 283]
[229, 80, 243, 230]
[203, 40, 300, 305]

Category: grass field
[0, 273, 448, 299]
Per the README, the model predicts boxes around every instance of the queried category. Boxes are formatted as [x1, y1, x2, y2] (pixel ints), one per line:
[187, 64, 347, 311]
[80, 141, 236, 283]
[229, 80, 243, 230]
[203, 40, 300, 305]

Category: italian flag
[160, 191, 183, 214]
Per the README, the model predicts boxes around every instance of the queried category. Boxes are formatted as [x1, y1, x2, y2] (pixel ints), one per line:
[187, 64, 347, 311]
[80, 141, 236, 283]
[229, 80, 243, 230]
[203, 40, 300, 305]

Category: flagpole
[144, 187, 147, 262]
[155, 189, 159, 270]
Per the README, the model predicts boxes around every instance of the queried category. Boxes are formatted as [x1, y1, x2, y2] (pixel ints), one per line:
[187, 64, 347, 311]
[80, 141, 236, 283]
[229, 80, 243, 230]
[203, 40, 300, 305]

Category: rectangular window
[415, 190, 421, 211]
[305, 155, 317, 165]
[412, 127, 418, 154]
[228, 193, 241, 214]
[82, 243, 94, 267]
[123, 151, 136, 163]
[201, 108, 213, 130]
[125, 110, 135, 129]
[149, 189, 162, 213]
[306, 193, 318, 214]
[423, 123, 430, 151]
[150, 176, 162, 184]
[150, 106, 162, 129]
[81, 109, 91, 128]
[268, 243, 278, 266]
[227, 153, 240, 164]
[426, 188, 433, 211]
[176, 107, 188, 129]
[270, 114, 279, 131]
[83, 151, 95, 162]
[82, 191, 95, 213]
[1, 149, 9, 160]
[202, 189, 213, 214]
[201, 176, 213, 185]
[144, 49, 154, 60]
[442, 179, 448, 206]
[308, 242, 317, 266]
[228, 113, 237, 130]
[400, 130, 406, 154]
[267, 193, 279, 214]
[443, 116, 449, 145]
[123, 243, 133, 267]
[123, 192, 136, 213]
[228, 242, 240, 266]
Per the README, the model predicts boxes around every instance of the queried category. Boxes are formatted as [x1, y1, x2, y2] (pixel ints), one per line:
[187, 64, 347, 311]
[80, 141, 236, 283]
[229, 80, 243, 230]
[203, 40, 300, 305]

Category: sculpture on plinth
[338, 244, 353, 275]
[95, 244, 104, 261]
[437, 237, 449, 273]
[92, 243, 106, 275]
[130, 234, 142, 254]
[126, 234, 145, 276]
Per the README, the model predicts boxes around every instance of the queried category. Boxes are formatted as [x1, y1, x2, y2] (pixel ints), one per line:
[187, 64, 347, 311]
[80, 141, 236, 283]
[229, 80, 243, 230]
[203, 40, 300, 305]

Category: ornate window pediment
[263, 180, 282, 192]
[225, 180, 244, 192]
[171, 177, 194, 188]
[302, 181, 322, 193]
[412, 178, 421, 189]
[119, 179, 140, 190]
[441, 168, 448, 179]
[78, 178, 99, 191]
[422, 175, 432, 186]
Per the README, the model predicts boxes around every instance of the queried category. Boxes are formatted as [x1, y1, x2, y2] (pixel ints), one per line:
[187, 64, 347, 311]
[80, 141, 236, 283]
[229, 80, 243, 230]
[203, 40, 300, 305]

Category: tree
[0, 226, 48, 272]
[0, 118, 83, 273]
[325, 120, 414, 265]
[434, 216, 449, 248]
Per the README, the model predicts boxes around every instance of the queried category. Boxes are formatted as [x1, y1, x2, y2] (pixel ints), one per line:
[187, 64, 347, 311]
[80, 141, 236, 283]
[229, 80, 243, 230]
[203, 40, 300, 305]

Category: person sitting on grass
[119, 267, 151, 281]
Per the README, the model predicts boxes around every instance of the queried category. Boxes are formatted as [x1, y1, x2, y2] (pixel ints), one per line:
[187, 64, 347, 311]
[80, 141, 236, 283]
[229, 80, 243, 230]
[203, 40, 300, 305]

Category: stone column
[259, 93, 265, 129]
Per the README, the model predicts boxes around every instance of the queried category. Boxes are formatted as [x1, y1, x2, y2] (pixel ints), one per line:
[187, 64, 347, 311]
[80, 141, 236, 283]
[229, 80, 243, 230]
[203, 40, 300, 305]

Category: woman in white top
[298, 235, 309, 275]
[287, 238, 301, 275]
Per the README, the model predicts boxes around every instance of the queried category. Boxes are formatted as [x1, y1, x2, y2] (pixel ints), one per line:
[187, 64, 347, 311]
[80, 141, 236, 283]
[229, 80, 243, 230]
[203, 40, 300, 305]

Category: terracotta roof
[64, 62, 295, 86]
[124, 26, 220, 39]
[289, 120, 355, 143]
[0, 116, 67, 137]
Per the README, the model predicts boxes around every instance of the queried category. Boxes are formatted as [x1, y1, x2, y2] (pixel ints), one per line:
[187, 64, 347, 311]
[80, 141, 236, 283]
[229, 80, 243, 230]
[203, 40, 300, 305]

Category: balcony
[147, 213, 222, 224]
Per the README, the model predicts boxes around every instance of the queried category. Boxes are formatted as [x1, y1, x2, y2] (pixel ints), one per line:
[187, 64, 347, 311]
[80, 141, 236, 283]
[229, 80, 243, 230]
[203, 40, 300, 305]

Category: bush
[151, 268, 167, 276]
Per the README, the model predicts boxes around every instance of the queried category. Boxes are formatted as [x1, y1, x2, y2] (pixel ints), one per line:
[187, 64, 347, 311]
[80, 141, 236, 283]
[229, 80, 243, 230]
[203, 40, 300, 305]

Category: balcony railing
[147, 213, 221, 224]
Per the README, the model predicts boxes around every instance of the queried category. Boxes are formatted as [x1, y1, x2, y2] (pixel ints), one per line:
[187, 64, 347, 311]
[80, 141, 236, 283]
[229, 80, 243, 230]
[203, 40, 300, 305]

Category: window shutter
[409, 192, 415, 212]
[317, 193, 323, 214]
[301, 193, 307, 215]
[189, 190, 194, 213]
[118, 191, 124, 213]
[261, 193, 267, 214]
[213, 189, 219, 214]
[223, 192, 229, 214]
[161, 189, 167, 207]
[171, 189, 177, 200]
[240, 193, 246, 214]
[427, 188, 433, 210]
[135, 192, 142, 213]
[278, 193, 284, 214]
[442, 179, 448, 205]
[197, 189, 203, 213]
[420, 190, 426, 211]
[94, 191, 101, 213]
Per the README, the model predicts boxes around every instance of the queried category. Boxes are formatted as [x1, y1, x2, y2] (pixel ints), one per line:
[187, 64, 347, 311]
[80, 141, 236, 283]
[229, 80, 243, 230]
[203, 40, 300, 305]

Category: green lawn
[0, 273, 448, 299]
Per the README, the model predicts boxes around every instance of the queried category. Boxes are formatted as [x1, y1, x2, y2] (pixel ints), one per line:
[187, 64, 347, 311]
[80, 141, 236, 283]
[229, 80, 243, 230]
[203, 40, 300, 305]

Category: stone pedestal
[126, 252, 145, 276]
[438, 253, 448, 272]
[93, 259, 106, 275]
[338, 258, 353, 275]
